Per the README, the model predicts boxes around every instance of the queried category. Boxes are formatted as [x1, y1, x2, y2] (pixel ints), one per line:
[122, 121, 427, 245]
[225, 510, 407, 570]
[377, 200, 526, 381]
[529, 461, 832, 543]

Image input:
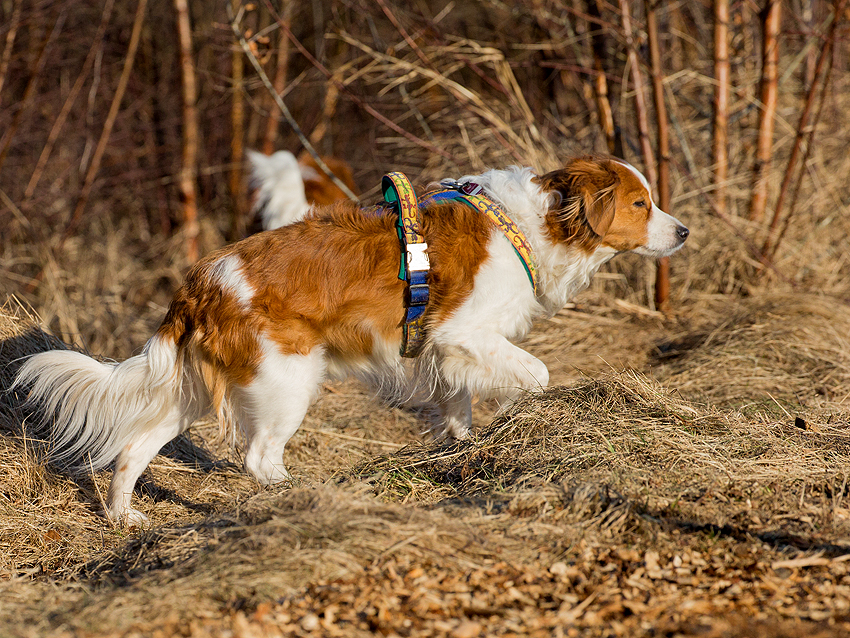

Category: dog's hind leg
[235, 340, 326, 485]
[105, 404, 194, 526]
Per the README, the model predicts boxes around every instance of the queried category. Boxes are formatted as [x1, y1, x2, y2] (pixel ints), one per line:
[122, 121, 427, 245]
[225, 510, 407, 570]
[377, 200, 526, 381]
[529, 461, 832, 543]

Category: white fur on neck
[453, 166, 619, 317]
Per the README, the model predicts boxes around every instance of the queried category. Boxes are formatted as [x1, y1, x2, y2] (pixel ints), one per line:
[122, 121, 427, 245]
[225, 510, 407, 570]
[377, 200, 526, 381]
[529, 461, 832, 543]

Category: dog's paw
[102, 506, 150, 528]
[246, 456, 293, 486]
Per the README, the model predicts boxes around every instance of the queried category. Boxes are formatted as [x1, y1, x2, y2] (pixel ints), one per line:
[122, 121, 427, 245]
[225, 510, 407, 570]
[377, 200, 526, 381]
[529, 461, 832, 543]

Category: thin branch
[0, 9, 66, 174]
[618, 0, 656, 186]
[587, 0, 619, 154]
[254, 0, 461, 166]
[766, 2, 844, 260]
[0, 0, 21, 103]
[24, 0, 116, 201]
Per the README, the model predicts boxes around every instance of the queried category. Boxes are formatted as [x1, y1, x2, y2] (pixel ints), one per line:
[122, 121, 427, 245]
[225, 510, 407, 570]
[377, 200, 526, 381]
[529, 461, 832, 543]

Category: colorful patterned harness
[382, 172, 538, 358]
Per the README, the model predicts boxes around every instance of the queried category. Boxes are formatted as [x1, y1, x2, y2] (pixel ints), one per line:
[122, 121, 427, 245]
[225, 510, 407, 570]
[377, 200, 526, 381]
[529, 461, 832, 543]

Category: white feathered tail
[248, 149, 310, 230]
[12, 334, 182, 470]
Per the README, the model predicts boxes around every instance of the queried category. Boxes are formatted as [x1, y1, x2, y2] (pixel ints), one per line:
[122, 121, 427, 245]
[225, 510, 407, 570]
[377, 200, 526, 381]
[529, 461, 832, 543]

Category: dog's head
[535, 156, 688, 257]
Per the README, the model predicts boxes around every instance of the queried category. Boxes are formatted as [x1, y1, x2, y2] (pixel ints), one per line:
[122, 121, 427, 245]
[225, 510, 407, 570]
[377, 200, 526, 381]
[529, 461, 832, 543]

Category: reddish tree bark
[713, 0, 730, 219]
[175, 0, 200, 263]
[748, 0, 781, 223]
[646, 1, 671, 311]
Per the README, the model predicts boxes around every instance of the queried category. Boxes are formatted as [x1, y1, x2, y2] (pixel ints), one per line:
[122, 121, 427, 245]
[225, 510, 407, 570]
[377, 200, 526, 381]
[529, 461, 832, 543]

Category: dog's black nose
[676, 225, 689, 241]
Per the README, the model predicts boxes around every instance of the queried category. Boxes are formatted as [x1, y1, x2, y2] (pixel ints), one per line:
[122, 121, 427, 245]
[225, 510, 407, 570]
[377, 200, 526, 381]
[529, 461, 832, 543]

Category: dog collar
[422, 181, 539, 295]
[382, 172, 429, 358]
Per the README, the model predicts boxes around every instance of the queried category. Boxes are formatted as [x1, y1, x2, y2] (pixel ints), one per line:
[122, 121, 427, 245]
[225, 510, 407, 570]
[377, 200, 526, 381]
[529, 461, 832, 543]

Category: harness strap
[382, 172, 429, 358]
[422, 183, 539, 295]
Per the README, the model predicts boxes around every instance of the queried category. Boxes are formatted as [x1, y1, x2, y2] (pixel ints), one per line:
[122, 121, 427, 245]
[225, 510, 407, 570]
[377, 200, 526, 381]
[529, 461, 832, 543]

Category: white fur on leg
[104, 402, 197, 526]
[435, 388, 473, 440]
[234, 337, 326, 485]
[438, 332, 549, 402]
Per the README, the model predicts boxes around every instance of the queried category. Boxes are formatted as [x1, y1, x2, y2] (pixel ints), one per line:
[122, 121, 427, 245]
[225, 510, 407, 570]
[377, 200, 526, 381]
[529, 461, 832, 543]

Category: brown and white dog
[15, 156, 688, 525]
[249, 150, 358, 230]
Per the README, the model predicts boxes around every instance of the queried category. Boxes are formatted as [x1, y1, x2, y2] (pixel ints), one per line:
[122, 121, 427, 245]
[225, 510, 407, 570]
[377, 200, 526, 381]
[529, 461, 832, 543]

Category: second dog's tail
[248, 149, 310, 231]
[12, 333, 183, 470]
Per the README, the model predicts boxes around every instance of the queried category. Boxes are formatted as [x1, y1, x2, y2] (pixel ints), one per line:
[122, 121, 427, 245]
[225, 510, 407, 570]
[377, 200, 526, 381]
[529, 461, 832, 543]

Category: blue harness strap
[382, 172, 429, 358]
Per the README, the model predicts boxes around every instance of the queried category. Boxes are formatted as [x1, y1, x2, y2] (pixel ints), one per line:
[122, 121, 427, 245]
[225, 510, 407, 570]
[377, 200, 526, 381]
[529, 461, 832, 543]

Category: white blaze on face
[619, 161, 689, 257]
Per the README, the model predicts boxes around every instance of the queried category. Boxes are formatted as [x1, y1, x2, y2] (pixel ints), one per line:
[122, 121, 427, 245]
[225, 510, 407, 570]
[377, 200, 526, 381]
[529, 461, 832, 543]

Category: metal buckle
[408, 284, 430, 306]
[406, 242, 430, 272]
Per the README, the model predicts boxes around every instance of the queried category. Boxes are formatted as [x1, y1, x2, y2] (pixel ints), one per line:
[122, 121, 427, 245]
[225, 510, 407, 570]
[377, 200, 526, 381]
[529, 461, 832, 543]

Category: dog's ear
[538, 158, 619, 237]
[569, 158, 619, 236]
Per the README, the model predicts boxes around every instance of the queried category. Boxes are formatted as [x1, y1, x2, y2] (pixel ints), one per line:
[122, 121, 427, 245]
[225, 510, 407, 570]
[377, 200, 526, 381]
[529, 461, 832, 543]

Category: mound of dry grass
[4, 282, 850, 637]
[357, 372, 850, 544]
[654, 293, 850, 410]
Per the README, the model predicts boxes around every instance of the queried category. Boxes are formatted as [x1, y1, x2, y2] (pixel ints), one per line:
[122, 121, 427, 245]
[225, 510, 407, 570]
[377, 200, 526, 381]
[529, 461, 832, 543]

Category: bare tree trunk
[748, 0, 781, 223]
[175, 0, 200, 263]
[229, 0, 246, 241]
[619, 0, 657, 188]
[261, 0, 293, 155]
[646, 0, 671, 311]
[713, 0, 730, 218]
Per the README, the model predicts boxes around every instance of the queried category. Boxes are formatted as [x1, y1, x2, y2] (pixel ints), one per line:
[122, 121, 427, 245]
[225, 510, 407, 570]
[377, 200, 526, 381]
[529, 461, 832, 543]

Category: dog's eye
[634, 200, 646, 208]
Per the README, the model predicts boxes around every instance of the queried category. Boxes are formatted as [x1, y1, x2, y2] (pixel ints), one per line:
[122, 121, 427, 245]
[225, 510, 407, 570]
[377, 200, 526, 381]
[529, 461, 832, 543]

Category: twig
[619, 0, 656, 187]
[0, 8, 66, 174]
[228, 3, 361, 201]
[24, 0, 116, 201]
[299, 426, 405, 449]
[768, 31, 838, 262]
[0, 0, 21, 103]
[255, 0, 460, 166]
[587, 0, 619, 154]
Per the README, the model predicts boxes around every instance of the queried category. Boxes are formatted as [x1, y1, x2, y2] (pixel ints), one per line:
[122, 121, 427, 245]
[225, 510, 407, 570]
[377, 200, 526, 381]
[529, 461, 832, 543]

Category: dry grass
[653, 292, 850, 411]
[2, 301, 850, 637]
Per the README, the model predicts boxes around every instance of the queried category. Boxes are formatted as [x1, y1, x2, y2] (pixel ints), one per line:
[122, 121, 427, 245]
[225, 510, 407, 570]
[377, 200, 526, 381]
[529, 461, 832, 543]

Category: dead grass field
[3, 1, 850, 636]
[3, 282, 850, 637]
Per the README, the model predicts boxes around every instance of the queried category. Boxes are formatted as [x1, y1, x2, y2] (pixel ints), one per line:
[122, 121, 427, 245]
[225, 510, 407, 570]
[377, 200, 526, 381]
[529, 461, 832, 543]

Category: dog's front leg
[438, 331, 549, 403]
[434, 388, 473, 440]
